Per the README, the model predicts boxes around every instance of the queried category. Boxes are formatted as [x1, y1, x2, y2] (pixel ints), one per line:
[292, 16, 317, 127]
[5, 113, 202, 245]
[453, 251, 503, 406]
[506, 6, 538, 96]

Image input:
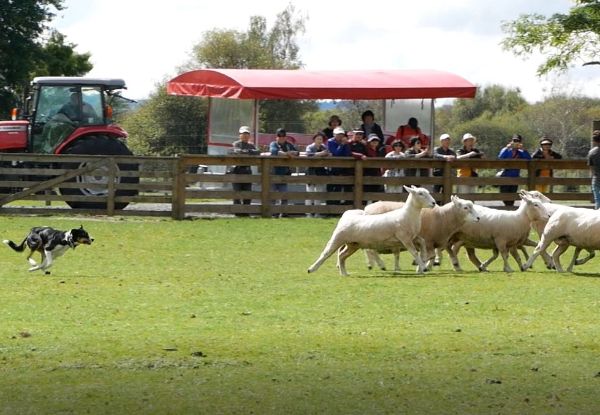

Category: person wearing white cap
[432, 133, 456, 197]
[455, 133, 485, 195]
[305, 131, 330, 217]
[531, 136, 562, 193]
[325, 126, 353, 207]
[229, 126, 261, 216]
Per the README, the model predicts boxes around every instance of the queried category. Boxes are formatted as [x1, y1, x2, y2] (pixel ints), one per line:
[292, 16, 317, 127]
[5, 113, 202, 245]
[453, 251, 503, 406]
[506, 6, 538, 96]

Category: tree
[183, 4, 317, 135]
[32, 30, 93, 78]
[0, 0, 93, 117]
[501, 1, 600, 76]
[119, 85, 207, 156]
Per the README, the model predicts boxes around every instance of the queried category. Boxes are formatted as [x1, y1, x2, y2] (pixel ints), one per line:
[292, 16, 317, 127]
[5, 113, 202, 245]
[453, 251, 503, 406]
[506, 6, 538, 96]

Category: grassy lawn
[0, 215, 599, 414]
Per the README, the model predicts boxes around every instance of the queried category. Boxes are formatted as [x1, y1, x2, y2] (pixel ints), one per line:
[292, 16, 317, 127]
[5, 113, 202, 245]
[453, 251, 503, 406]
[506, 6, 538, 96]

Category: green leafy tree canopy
[501, 0, 600, 76]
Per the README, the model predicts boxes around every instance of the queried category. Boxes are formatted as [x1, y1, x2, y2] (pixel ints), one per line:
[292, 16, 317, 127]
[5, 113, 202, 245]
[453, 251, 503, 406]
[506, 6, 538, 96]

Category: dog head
[70, 225, 94, 247]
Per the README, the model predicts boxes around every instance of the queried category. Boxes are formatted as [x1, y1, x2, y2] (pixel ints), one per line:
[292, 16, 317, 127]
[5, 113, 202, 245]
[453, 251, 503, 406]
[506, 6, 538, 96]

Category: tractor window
[32, 86, 77, 153]
[81, 87, 103, 126]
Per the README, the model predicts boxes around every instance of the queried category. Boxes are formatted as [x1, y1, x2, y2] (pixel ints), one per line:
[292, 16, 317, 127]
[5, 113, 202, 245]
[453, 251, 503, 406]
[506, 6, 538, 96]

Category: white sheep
[307, 185, 436, 275]
[448, 194, 550, 273]
[361, 196, 480, 271]
[522, 206, 600, 273]
[521, 190, 594, 268]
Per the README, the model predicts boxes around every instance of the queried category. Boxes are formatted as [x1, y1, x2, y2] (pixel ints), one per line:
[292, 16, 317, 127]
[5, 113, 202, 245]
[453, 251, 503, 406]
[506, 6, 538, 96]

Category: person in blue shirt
[269, 128, 298, 217]
[497, 134, 531, 206]
[326, 126, 353, 206]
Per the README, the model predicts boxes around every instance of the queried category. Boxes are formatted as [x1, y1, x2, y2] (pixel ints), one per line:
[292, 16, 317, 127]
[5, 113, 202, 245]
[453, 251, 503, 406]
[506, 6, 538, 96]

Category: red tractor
[0, 77, 138, 209]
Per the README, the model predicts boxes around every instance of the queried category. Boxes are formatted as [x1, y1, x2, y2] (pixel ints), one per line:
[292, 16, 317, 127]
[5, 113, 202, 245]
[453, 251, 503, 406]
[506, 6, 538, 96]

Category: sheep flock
[308, 187, 599, 275]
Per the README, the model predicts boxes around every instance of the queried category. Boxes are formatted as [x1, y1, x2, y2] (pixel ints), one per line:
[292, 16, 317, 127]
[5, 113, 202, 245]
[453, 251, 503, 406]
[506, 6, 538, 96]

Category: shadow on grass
[352, 269, 481, 279]
[570, 272, 600, 278]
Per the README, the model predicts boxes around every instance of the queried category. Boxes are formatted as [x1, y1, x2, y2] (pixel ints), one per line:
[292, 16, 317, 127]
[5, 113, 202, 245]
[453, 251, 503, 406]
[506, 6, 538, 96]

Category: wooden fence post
[260, 158, 271, 218]
[106, 157, 116, 216]
[527, 160, 536, 191]
[172, 156, 186, 220]
[353, 160, 363, 208]
[442, 162, 452, 204]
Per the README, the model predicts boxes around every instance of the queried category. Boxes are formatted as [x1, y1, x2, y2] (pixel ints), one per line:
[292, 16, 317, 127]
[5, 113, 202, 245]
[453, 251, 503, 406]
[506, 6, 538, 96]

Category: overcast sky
[52, 0, 600, 102]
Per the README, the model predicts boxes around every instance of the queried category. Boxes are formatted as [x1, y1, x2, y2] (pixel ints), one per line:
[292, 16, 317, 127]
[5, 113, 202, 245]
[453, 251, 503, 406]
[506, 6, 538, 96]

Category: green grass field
[0, 215, 599, 414]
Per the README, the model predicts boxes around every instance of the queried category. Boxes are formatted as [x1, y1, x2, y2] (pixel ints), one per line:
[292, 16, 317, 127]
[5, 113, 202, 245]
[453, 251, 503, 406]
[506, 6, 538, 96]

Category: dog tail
[3, 237, 27, 252]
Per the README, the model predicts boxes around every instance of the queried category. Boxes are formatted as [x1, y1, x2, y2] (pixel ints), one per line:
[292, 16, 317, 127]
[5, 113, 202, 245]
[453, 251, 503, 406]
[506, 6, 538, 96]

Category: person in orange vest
[391, 117, 429, 149]
[531, 136, 562, 193]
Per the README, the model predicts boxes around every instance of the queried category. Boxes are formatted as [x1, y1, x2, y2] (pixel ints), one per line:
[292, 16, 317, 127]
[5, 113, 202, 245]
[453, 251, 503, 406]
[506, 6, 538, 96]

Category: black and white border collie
[3, 226, 94, 274]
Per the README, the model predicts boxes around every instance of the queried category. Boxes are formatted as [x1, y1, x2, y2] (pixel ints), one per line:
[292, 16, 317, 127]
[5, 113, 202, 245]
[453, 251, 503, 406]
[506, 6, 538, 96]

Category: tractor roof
[32, 77, 126, 91]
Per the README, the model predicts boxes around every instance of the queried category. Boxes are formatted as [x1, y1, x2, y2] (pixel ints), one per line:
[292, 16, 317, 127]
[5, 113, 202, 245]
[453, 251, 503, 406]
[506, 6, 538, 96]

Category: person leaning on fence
[531, 136, 562, 194]
[404, 136, 430, 187]
[383, 140, 406, 193]
[269, 128, 299, 217]
[326, 126, 353, 206]
[497, 134, 531, 206]
[456, 133, 484, 194]
[587, 131, 600, 209]
[229, 126, 261, 216]
[322, 115, 342, 139]
[432, 133, 456, 197]
[305, 131, 330, 217]
[362, 134, 386, 202]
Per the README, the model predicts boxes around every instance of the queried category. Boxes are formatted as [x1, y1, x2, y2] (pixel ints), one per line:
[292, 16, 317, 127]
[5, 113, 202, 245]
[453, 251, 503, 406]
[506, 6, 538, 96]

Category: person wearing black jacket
[360, 110, 384, 143]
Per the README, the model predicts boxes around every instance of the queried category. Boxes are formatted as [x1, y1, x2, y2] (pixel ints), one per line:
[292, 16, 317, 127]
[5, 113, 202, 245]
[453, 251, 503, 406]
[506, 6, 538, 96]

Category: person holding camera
[531, 136, 562, 193]
[497, 134, 531, 206]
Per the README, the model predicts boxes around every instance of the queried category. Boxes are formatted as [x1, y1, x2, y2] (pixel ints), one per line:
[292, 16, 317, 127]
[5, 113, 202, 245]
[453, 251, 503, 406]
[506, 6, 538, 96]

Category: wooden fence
[0, 153, 593, 219]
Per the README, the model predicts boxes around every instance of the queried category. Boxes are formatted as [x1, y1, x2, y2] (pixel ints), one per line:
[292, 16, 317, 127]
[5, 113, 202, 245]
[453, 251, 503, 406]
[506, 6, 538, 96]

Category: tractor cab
[28, 77, 127, 154]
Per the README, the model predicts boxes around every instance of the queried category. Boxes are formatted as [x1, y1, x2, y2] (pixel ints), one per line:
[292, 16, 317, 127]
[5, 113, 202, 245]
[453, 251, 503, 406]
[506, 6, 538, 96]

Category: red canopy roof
[167, 69, 476, 100]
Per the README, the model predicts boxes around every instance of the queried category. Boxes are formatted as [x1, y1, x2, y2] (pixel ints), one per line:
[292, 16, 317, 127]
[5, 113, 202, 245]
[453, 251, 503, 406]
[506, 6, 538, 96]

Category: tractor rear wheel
[59, 136, 139, 210]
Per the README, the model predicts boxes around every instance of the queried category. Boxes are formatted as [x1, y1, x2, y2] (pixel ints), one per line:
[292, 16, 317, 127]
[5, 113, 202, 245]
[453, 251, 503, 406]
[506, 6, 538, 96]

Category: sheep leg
[308, 238, 344, 274]
[336, 245, 347, 269]
[523, 238, 554, 269]
[467, 247, 488, 272]
[338, 243, 360, 276]
[368, 250, 386, 270]
[550, 242, 569, 273]
[498, 246, 514, 273]
[392, 248, 401, 271]
[397, 235, 426, 274]
[509, 246, 525, 271]
[575, 250, 595, 266]
[522, 233, 555, 271]
[447, 240, 463, 271]
[414, 236, 429, 271]
[433, 248, 443, 266]
[566, 247, 582, 273]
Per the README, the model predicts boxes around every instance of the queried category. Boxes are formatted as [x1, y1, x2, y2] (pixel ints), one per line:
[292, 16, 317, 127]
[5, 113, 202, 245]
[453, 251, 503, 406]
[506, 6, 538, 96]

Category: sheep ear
[403, 185, 413, 193]
[451, 195, 457, 203]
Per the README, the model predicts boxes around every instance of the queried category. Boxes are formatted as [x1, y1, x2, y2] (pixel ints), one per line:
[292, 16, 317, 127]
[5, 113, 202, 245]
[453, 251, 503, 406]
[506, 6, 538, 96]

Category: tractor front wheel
[59, 136, 139, 210]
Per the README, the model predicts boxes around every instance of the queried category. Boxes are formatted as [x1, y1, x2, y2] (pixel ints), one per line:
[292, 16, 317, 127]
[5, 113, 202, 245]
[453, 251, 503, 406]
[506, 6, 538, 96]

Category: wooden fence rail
[0, 153, 593, 219]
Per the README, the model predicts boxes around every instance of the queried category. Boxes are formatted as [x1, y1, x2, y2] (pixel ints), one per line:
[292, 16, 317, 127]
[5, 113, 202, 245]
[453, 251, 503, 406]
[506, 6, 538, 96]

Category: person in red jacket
[392, 117, 429, 149]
